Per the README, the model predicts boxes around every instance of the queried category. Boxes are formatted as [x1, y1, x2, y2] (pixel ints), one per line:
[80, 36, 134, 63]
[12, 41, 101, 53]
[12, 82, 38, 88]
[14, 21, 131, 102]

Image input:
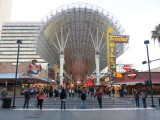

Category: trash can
[2, 97, 12, 108]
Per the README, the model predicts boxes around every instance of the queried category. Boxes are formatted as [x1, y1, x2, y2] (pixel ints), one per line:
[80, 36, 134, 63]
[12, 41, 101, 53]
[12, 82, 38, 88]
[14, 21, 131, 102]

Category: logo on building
[123, 65, 132, 71]
[128, 72, 136, 79]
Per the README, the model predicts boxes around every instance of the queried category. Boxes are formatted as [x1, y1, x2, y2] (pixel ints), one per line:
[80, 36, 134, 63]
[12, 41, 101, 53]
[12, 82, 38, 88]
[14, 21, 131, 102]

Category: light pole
[12, 40, 22, 108]
[144, 40, 155, 107]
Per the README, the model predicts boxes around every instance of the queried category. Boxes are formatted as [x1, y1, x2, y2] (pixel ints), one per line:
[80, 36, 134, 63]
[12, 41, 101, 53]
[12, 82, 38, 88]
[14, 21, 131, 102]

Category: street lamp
[144, 40, 155, 107]
[12, 40, 22, 108]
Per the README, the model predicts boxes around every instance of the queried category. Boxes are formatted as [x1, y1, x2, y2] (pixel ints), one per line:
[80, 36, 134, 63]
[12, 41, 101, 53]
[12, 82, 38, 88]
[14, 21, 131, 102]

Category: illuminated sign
[128, 72, 136, 79]
[110, 35, 129, 43]
[123, 65, 132, 71]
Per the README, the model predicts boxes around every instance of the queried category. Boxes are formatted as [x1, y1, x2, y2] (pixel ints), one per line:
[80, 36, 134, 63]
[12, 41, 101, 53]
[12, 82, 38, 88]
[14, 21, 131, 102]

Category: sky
[10, 0, 160, 71]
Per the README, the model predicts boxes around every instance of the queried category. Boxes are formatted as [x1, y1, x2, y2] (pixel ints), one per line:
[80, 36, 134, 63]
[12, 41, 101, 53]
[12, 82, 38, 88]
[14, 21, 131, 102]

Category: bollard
[74, 98, 77, 109]
[93, 98, 95, 108]
[131, 98, 134, 107]
[112, 98, 115, 107]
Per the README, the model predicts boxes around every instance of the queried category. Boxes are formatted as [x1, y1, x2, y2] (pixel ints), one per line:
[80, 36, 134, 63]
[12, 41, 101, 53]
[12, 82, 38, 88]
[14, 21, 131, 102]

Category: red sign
[123, 65, 131, 71]
[128, 72, 136, 79]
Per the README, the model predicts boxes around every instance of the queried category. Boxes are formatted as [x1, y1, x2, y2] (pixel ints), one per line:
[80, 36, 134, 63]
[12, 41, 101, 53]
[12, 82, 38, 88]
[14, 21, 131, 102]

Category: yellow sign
[110, 35, 129, 43]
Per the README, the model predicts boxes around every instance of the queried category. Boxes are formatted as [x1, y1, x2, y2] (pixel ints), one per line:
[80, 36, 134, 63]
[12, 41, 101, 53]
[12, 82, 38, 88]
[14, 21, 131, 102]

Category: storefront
[113, 70, 160, 95]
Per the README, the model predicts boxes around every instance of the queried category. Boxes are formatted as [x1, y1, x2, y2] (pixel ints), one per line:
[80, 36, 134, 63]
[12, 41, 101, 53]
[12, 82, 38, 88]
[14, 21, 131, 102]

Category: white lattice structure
[35, 3, 128, 84]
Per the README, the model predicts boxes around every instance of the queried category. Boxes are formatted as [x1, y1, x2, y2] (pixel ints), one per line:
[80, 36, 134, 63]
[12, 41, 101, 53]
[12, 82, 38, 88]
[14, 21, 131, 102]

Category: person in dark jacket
[134, 89, 140, 107]
[94, 88, 103, 108]
[81, 91, 87, 109]
[23, 91, 30, 109]
[60, 89, 67, 109]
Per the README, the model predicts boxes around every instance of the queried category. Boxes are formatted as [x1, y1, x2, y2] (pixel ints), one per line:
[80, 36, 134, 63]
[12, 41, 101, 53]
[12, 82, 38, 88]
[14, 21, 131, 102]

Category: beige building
[0, 0, 12, 36]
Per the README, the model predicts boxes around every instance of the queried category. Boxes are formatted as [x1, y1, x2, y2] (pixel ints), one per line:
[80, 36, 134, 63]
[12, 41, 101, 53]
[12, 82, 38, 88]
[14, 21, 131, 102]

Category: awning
[114, 79, 160, 85]
[0, 73, 19, 78]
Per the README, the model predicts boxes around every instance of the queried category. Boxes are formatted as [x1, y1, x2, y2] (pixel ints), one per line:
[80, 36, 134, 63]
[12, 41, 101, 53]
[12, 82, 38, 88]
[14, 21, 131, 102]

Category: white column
[60, 54, 64, 86]
[95, 54, 100, 85]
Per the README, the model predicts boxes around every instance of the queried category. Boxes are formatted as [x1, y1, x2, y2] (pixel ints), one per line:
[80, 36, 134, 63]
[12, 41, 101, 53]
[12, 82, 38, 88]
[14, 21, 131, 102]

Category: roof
[35, 3, 126, 81]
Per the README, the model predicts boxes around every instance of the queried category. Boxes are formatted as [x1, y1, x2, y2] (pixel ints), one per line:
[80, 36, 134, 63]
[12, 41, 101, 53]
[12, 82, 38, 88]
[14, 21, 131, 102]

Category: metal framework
[35, 3, 128, 82]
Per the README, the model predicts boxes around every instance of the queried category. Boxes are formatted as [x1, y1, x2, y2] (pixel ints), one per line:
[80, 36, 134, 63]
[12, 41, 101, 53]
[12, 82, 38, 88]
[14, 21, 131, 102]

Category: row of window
[0, 48, 33, 50]
[0, 59, 45, 62]
[0, 55, 41, 58]
[0, 44, 35, 47]
[3, 23, 41, 26]
[1, 37, 35, 40]
[1, 52, 36, 54]
[1, 34, 37, 37]
[2, 27, 39, 30]
[0, 41, 35, 44]
[2, 30, 37, 33]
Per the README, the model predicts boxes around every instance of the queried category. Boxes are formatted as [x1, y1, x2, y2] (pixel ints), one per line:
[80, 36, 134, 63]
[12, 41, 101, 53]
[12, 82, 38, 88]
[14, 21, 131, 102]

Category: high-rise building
[0, 22, 45, 64]
[0, 0, 12, 36]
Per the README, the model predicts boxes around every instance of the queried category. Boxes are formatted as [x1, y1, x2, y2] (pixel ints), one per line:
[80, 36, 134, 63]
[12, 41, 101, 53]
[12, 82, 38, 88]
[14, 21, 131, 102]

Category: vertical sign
[106, 27, 129, 73]
[109, 42, 116, 72]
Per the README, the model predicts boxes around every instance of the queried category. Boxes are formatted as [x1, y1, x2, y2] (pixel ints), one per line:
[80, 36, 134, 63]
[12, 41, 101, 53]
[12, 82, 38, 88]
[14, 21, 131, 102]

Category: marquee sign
[107, 28, 129, 74]
[110, 35, 129, 43]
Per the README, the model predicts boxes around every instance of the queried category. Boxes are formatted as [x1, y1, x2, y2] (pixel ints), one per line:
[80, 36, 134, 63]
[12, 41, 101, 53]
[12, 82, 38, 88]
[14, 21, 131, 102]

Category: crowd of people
[0, 86, 148, 109]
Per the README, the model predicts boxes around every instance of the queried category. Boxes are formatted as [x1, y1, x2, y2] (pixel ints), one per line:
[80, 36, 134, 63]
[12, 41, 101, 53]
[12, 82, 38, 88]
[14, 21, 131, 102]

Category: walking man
[60, 89, 67, 109]
[141, 90, 147, 108]
[81, 91, 87, 109]
[134, 89, 140, 107]
[95, 88, 103, 108]
[23, 91, 30, 109]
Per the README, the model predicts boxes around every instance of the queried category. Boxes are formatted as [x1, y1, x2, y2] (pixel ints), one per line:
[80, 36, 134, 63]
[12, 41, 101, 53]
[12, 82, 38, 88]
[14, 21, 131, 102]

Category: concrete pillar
[60, 54, 64, 86]
[95, 54, 100, 85]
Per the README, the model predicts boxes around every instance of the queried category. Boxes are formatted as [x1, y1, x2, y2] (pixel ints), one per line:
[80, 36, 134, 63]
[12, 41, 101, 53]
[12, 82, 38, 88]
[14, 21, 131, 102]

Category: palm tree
[151, 24, 160, 43]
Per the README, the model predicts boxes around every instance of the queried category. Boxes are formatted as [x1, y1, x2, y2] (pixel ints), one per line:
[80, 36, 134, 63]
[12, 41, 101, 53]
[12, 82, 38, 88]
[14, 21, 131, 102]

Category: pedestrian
[60, 89, 67, 109]
[48, 87, 53, 97]
[69, 88, 72, 97]
[1, 88, 8, 99]
[134, 89, 140, 107]
[71, 89, 75, 97]
[124, 88, 128, 96]
[141, 90, 147, 108]
[94, 88, 103, 109]
[37, 91, 45, 109]
[81, 91, 87, 109]
[90, 87, 94, 98]
[112, 88, 115, 97]
[23, 91, 30, 109]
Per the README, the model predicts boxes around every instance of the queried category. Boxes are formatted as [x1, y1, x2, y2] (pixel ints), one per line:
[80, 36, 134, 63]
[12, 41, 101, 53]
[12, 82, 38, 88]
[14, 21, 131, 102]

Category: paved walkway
[0, 94, 160, 120]
[0, 107, 160, 120]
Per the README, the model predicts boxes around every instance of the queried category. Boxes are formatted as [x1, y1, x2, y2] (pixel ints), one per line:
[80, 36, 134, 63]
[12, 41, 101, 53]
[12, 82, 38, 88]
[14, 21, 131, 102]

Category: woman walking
[37, 91, 45, 109]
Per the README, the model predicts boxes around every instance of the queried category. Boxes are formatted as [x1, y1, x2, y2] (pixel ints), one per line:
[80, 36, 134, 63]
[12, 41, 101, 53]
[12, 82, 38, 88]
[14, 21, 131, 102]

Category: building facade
[0, 22, 45, 64]
[0, 0, 12, 36]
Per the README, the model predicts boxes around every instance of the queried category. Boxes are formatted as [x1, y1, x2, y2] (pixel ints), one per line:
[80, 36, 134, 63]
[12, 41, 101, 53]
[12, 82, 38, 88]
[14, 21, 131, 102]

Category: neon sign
[110, 35, 129, 43]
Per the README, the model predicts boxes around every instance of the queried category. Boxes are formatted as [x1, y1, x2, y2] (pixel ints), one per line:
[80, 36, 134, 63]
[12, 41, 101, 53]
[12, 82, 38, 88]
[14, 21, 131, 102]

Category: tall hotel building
[0, 0, 12, 36]
[0, 22, 45, 64]
[0, 22, 49, 86]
